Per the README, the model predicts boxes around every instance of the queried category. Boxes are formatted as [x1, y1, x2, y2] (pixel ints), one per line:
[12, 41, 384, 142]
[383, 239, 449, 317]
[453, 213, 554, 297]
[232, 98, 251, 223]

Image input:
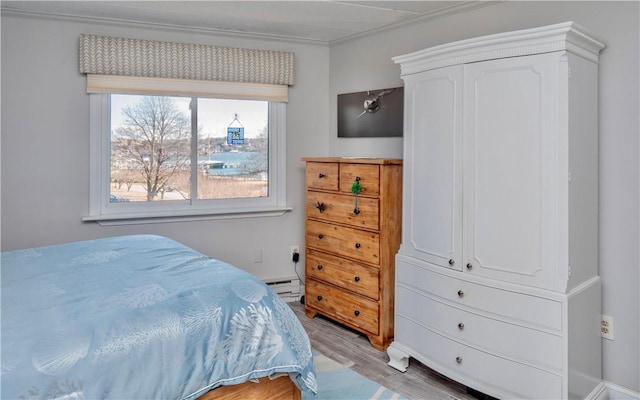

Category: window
[86, 92, 288, 224]
[79, 34, 294, 223]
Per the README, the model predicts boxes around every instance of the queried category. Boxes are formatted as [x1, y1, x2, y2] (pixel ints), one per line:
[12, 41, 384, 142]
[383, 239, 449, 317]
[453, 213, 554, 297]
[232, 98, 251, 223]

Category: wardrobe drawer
[306, 220, 380, 265]
[395, 317, 562, 400]
[306, 279, 379, 335]
[396, 260, 562, 331]
[306, 162, 339, 191]
[396, 286, 562, 369]
[306, 191, 379, 230]
[306, 249, 379, 300]
[340, 163, 380, 196]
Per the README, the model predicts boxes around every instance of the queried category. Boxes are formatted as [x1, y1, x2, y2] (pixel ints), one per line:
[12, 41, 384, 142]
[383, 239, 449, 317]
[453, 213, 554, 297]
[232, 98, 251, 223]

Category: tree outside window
[109, 95, 269, 204]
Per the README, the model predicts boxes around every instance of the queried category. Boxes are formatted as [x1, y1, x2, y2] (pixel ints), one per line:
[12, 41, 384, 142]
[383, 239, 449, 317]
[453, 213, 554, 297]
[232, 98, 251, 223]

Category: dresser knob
[354, 310, 360, 316]
[354, 276, 360, 282]
[355, 243, 361, 249]
[457, 290, 465, 298]
[458, 322, 465, 330]
[317, 295, 323, 301]
[316, 201, 326, 212]
[448, 259, 455, 266]
[456, 356, 462, 364]
[466, 263, 473, 270]
[318, 234, 324, 239]
[318, 173, 325, 178]
[355, 176, 361, 182]
[317, 264, 323, 270]
[353, 207, 360, 215]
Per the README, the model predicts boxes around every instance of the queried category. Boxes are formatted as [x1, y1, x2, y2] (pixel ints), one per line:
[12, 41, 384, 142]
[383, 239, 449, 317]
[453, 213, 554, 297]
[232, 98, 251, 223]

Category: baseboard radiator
[264, 277, 301, 302]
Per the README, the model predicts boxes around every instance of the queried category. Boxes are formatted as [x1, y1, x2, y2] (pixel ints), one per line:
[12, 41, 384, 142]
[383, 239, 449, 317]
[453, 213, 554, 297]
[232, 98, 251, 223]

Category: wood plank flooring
[289, 301, 480, 400]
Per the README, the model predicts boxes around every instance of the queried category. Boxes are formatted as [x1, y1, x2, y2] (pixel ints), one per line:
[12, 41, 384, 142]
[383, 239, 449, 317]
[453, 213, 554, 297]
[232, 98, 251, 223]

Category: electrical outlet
[601, 315, 614, 340]
[290, 245, 300, 263]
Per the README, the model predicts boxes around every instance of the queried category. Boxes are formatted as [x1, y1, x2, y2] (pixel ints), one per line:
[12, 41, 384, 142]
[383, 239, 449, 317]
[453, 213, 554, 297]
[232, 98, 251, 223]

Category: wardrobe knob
[354, 276, 360, 282]
[317, 264, 323, 270]
[318, 173, 325, 178]
[456, 357, 463, 364]
[318, 234, 324, 239]
[448, 259, 455, 266]
[466, 263, 473, 270]
[317, 295, 323, 301]
[354, 310, 360, 316]
[458, 322, 465, 330]
[355, 243, 361, 249]
[457, 290, 465, 298]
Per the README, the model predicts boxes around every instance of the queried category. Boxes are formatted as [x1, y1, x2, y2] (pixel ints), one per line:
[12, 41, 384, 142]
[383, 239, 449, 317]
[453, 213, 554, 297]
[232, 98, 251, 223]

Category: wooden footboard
[197, 375, 301, 400]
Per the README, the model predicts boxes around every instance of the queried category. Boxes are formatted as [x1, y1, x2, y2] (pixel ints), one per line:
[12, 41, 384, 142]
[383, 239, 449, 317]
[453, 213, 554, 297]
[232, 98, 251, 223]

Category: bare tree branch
[113, 96, 191, 200]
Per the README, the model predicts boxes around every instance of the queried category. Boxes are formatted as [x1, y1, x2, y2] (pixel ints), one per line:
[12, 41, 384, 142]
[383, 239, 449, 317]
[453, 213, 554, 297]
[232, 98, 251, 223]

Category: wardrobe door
[400, 65, 463, 271]
[463, 53, 559, 289]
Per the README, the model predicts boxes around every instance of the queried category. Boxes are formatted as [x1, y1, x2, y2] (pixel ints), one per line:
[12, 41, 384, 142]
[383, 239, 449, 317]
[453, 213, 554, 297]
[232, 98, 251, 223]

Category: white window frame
[84, 93, 289, 225]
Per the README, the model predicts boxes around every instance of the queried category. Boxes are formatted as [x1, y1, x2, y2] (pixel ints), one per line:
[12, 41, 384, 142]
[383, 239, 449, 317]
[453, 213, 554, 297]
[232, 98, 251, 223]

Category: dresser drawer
[396, 286, 562, 369]
[396, 259, 562, 331]
[306, 249, 379, 300]
[306, 162, 339, 190]
[340, 163, 380, 196]
[306, 279, 379, 335]
[306, 191, 379, 230]
[306, 220, 380, 265]
[395, 316, 562, 400]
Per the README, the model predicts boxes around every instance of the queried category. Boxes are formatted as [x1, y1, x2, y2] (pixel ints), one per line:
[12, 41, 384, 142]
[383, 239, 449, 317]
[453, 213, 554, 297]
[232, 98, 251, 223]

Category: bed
[1, 234, 317, 399]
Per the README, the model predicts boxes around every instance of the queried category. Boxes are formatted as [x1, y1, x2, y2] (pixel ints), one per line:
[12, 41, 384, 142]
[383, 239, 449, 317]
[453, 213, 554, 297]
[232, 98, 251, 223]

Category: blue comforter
[1, 235, 317, 399]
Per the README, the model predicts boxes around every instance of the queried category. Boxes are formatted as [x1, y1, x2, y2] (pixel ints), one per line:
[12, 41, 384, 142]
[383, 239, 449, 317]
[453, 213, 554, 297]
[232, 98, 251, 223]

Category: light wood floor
[289, 301, 482, 400]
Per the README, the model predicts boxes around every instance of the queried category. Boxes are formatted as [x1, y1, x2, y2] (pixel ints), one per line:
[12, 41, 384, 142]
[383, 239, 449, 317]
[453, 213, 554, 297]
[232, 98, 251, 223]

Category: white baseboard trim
[605, 381, 640, 400]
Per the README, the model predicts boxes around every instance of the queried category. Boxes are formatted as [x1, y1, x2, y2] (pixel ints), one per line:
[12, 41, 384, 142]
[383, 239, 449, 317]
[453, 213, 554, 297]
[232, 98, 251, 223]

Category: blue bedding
[1, 235, 317, 399]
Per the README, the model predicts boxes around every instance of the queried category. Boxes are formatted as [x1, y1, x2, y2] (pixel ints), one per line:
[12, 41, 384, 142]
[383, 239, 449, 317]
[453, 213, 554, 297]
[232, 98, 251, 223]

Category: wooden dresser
[302, 157, 402, 350]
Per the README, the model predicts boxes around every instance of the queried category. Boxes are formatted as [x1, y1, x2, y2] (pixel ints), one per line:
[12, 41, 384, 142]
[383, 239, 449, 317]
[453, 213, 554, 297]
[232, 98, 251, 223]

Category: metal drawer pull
[318, 234, 324, 239]
[316, 202, 326, 212]
[355, 243, 361, 249]
[456, 357, 462, 364]
[448, 259, 455, 266]
[317, 295, 323, 301]
[466, 263, 473, 270]
[458, 322, 465, 330]
[317, 264, 323, 270]
[354, 276, 360, 282]
[354, 310, 360, 316]
[318, 173, 325, 178]
[457, 290, 465, 298]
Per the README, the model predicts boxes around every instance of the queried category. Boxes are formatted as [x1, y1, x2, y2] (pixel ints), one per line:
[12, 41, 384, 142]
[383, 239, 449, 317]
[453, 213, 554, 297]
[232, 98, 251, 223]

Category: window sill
[83, 206, 293, 226]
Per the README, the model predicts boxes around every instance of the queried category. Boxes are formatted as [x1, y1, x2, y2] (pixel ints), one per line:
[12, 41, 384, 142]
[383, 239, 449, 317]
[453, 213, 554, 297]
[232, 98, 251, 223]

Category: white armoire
[388, 22, 605, 399]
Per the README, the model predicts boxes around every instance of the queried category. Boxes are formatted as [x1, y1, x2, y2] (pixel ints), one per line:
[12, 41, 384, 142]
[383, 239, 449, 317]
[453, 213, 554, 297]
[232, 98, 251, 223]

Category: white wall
[328, 1, 639, 394]
[0, 12, 330, 282]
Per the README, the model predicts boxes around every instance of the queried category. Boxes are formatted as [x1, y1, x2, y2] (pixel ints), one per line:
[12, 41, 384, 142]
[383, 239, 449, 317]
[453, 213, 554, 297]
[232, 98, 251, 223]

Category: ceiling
[1, 1, 483, 44]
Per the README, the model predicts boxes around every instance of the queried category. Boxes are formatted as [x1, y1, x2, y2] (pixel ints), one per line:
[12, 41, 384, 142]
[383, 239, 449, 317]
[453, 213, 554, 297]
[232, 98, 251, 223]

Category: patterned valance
[79, 34, 295, 86]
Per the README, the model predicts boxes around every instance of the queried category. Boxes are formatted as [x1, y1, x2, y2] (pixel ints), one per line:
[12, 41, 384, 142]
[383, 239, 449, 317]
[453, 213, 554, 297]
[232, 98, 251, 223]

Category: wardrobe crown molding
[393, 21, 605, 76]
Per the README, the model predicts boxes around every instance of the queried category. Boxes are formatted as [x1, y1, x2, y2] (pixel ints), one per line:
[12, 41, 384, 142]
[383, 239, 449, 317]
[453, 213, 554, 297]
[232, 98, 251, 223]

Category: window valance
[78, 34, 295, 86]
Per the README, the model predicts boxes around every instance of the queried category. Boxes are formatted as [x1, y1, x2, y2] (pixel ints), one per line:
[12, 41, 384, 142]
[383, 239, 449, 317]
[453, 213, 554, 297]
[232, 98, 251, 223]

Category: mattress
[1, 234, 317, 399]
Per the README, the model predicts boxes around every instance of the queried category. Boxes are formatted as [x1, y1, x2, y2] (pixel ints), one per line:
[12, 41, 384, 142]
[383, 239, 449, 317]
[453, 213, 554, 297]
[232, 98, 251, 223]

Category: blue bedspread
[1, 235, 317, 399]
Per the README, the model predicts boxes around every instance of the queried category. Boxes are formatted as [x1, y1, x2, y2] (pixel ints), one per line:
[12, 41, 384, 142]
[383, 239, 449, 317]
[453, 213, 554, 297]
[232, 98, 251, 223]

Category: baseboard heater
[264, 277, 301, 302]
